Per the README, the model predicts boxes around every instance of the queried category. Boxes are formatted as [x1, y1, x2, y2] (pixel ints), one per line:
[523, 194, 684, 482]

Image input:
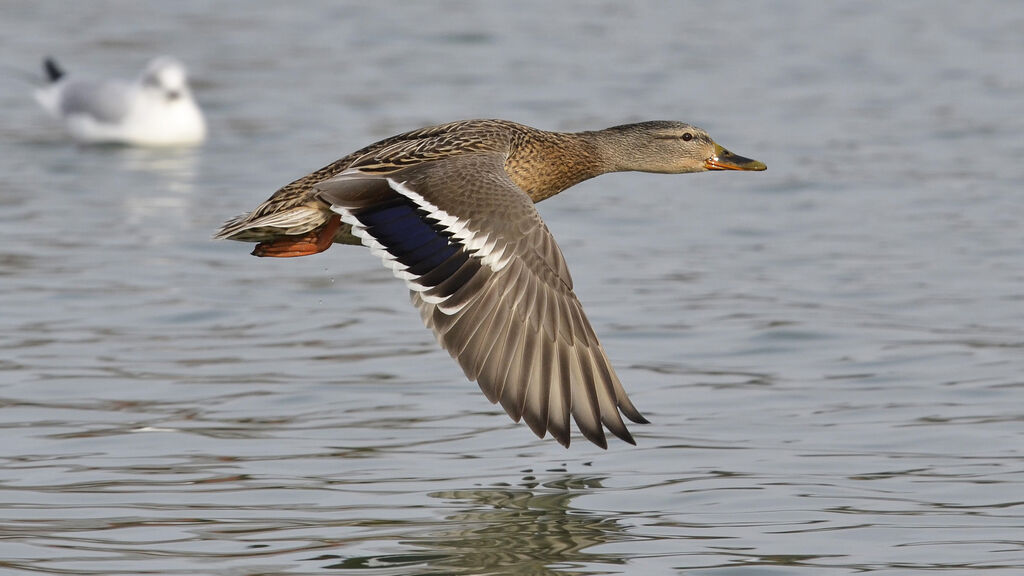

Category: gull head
[139, 57, 192, 101]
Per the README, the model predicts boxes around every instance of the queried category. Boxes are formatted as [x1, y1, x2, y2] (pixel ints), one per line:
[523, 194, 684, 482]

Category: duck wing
[316, 153, 646, 448]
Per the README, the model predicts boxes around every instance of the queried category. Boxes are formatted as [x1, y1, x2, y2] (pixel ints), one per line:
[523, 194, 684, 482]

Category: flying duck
[217, 119, 766, 447]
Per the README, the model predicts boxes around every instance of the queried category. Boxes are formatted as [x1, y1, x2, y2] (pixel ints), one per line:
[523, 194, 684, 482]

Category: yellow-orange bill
[704, 143, 767, 171]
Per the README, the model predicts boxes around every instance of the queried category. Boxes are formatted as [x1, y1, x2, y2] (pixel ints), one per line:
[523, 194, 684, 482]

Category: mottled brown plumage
[217, 118, 765, 447]
[216, 119, 765, 250]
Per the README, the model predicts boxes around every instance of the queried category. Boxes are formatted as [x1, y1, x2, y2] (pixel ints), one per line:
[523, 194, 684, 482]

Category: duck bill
[704, 143, 767, 171]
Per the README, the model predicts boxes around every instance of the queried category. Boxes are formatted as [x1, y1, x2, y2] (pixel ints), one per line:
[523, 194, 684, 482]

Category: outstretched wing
[316, 153, 646, 448]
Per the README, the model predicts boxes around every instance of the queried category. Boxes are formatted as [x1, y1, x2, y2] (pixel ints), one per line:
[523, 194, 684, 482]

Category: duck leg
[251, 215, 342, 258]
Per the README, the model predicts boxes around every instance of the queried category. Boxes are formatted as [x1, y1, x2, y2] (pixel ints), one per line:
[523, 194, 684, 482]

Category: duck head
[596, 121, 766, 174]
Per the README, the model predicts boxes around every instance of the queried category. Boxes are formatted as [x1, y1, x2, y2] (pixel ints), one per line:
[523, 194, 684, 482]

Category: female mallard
[217, 119, 765, 447]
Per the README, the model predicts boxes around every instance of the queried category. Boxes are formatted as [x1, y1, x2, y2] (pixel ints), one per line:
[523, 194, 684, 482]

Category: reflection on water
[415, 476, 625, 575]
[314, 475, 627, 575]
[114, 146, 201, 183]
[2, 1, 1024, 575]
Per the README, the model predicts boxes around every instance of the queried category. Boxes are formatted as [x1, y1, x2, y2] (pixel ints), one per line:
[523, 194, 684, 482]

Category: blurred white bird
[34, 56, 207, 146]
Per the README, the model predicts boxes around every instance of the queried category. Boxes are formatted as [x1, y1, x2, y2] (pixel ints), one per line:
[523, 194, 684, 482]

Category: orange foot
[252, 215, 342, 258]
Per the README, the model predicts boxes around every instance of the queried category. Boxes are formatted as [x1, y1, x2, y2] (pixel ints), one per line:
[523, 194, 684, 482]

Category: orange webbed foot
[252, 215, 341, 258]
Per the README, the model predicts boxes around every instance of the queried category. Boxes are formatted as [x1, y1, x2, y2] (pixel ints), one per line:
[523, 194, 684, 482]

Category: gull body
[34, 56, 206, 146]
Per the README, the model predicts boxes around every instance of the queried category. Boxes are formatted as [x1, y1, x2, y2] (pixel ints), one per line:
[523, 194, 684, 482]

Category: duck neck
[505, 128, 612, 202]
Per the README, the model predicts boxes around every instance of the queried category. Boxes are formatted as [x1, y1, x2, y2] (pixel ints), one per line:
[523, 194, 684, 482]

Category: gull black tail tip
[43, 57, 64, 82]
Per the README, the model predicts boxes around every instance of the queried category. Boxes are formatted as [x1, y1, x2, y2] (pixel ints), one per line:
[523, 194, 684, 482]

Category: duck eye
[682, 133, 693, 142]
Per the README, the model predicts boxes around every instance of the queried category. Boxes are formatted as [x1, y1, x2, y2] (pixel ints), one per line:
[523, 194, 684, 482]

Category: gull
[34, 56, 206, 146]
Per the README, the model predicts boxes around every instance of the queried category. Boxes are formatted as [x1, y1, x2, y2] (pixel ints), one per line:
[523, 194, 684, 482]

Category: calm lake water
[1, 1, 1023, 574]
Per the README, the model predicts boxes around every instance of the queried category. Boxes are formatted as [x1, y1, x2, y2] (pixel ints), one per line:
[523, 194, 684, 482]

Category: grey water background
[1, 1, 1022, 574]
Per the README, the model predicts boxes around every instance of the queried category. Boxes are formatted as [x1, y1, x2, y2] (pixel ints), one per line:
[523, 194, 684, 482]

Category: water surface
[1, 2, 1022, 574]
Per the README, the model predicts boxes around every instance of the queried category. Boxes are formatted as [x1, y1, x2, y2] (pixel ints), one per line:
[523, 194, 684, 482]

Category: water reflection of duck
[217, 119, 765, 447]
[319, 475, 625, 574]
